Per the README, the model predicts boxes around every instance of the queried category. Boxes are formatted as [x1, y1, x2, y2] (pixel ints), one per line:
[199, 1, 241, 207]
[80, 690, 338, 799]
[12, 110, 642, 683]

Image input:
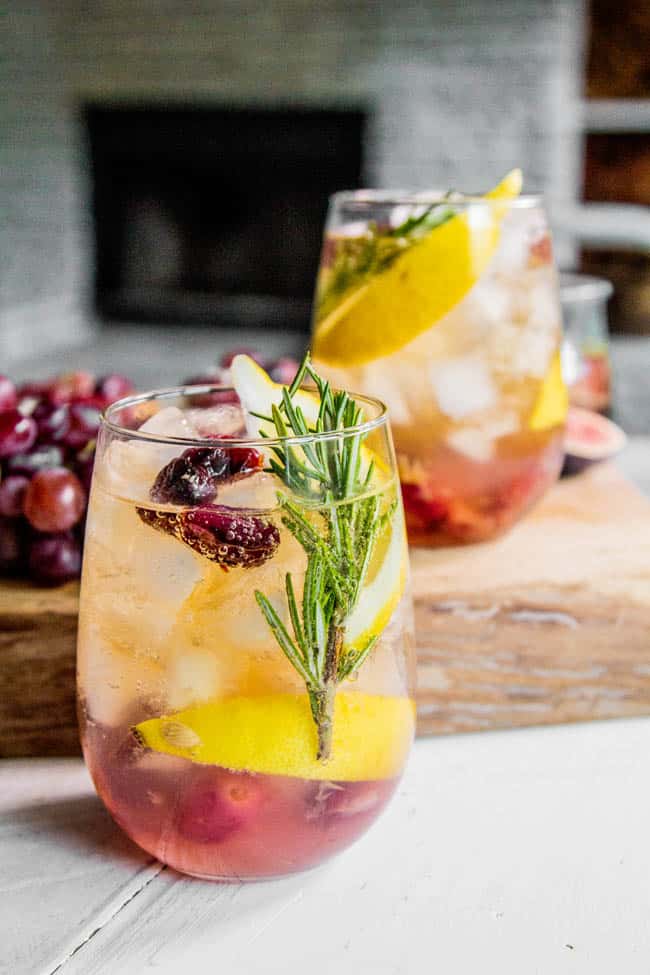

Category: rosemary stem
[318, 619, 345, 760]
[311, 679, 337, 762]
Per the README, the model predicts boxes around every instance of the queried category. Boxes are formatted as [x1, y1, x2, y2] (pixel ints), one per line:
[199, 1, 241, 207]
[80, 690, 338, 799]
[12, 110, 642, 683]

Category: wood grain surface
[0, 580, 79, 756]
[414, 462, 650, 734]
[1, 463, 649, 756]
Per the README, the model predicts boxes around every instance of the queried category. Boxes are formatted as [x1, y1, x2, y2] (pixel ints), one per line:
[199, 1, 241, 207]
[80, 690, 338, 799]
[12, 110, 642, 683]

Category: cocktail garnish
[254, 353, 394, 761]
[150, 445, 263, 506]
[315, 201, 454, 323]
[137, 505, 280, 569]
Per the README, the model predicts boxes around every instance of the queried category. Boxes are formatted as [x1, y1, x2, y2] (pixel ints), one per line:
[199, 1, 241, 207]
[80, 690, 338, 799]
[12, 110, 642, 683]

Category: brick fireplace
[86, 103, 365, 329]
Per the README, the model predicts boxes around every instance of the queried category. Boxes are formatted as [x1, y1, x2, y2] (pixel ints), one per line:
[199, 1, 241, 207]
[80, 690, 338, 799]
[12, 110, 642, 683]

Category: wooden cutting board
[414, 462, 650, 734]
[1, 462, 650, 756]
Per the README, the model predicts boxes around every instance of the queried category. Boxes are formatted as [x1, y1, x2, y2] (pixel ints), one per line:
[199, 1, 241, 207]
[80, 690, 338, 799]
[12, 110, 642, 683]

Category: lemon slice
[312, 169, 523, 367]
[529, 350, 568, 431]
[344, 505, 408, 656]
[231, 354, 320, 439]
[135, 691, 414, 781]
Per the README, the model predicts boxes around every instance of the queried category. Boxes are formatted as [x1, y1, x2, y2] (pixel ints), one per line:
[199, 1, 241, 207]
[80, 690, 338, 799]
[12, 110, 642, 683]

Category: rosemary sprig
[254, 353, 387, 761]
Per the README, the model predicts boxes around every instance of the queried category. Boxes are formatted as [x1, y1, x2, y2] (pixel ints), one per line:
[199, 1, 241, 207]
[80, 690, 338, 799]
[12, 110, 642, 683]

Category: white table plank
[14, 720, 650, 975]
[0, 759, 161, 975]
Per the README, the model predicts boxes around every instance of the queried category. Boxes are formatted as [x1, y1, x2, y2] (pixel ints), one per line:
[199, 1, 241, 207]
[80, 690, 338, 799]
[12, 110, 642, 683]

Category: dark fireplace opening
[85, 104, 366, 331]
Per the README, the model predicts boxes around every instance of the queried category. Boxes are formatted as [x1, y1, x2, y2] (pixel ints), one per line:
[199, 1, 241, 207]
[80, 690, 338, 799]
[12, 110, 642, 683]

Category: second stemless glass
[77, 381, 415, 881]
[311, 184, 567, 546]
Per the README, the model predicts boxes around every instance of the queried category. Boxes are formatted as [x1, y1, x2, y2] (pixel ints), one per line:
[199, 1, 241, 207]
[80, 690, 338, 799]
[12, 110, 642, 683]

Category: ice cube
[140, 406, 198, 439]
[361, 362, 413, 425]
[167, 649, 220, 710]
[447, 428, 494, 463]
[429, 357, 497, 419]
[101, 441, 161, 503]
[102, 408, 200, 502]
[85, 489, 204, 638]
[216, 472, 280, 510]
[468, 278, 512, 328]
[78, 626, 165, 727]
[513, 328, 556, 379]
[447, 412, 519, 463]
[187, 404, 246, 438]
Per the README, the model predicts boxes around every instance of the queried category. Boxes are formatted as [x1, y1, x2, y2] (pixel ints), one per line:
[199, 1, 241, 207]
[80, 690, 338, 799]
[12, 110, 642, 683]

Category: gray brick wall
[1, 0, 585, 361]
[1, 3, 92, 363]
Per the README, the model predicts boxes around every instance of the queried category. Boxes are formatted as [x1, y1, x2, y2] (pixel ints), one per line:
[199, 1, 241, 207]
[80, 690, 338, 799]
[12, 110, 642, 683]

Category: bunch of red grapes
[0, 371, 133, 585]
[0, 351, 299, 587]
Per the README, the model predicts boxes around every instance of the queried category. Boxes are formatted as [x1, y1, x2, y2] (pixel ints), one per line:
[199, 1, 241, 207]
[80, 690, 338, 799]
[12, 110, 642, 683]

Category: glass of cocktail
[77, 354, 415, 881]
[311, 171, 567, 546]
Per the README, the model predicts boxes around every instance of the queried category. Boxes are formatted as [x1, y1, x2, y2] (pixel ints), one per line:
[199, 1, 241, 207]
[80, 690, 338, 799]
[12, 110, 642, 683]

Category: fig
[562, 407, 626, 477]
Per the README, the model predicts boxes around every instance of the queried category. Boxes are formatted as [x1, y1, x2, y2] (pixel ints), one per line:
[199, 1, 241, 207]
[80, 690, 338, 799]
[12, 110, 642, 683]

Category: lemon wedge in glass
[135, 691, 415, 781]
[312, 169, 523, 367]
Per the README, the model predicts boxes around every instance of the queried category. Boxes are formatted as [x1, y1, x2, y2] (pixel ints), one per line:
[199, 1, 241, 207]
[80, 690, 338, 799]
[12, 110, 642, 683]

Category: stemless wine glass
[311, 173, 568, 546]
[77, 379, 415, 881]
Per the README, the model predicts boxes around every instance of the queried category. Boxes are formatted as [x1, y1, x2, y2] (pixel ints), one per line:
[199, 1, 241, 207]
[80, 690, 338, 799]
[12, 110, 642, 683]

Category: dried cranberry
[226, 446, 264, 477]
[150, 447, 227, 506]
[137, 505, 279, 568]
[150, 445, 263, 506]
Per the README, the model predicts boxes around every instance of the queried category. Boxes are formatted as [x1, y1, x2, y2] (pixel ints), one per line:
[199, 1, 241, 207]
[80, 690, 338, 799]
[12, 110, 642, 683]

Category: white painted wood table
[3, 719, 650, 975]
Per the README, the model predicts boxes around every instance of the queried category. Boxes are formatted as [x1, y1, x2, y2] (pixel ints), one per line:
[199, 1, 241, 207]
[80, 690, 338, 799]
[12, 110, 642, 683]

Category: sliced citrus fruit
[230, 354, 320, 439]
[343, 500, 408, 657]
[312, 169, 523, 367]
[135, 691, 415, 781]
[529, 350, 569, 431]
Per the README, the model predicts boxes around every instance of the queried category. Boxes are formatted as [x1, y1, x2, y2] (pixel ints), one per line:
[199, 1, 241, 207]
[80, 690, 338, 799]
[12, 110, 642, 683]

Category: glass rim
[329, 188, 543, 208]
[102, 383, 390, 448]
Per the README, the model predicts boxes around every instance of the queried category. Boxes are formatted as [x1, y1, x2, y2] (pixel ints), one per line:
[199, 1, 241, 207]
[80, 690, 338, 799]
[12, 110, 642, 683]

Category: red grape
[27, 532, 81, 584]
[0, 411, 38, 458]
[23, 468, 86, 532]
[49, 371, 95, 405]
[183, 368, 234, 407]
[0, 475, 30, 517]
[64, 402, 101, 449]
[220, 348, 266, 369]
[0, 376, 18, 411]
[0, 518, 22, 572]
[17, 380, 51, 400]
[177, 771, 263, 843]
[33, 401, 71, 443]
[95, 374, 134, 404]
[269, 357, 300, 385]
[74, 450, 95, 495]
[6, 444, 64, 476]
